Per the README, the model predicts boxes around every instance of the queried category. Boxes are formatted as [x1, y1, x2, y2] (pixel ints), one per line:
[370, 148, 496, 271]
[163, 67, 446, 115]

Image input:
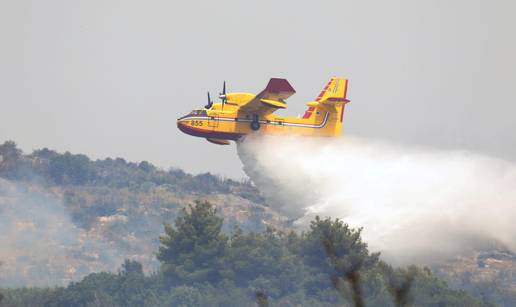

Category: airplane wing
[238, 78, 296, 116]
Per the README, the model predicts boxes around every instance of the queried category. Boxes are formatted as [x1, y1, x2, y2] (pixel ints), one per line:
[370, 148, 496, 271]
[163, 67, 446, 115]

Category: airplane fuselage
[178, 108, 337, 139]
[177, 77, 349, 145]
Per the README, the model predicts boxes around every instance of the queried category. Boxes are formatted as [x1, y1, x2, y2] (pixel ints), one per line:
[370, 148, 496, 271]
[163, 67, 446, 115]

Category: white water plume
[237, 135, 516, 264]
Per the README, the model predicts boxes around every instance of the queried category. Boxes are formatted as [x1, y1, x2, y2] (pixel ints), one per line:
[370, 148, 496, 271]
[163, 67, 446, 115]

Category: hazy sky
[1, 0, 515, 178]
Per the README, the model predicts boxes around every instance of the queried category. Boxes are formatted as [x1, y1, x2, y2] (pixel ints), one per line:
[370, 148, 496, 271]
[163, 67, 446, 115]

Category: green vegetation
[0, 140, 513, 306]
[0, 141, 263, 203]
[158, 201, 228, 285]
[0, 141, 280, 290]
[0, 201, 483, 307]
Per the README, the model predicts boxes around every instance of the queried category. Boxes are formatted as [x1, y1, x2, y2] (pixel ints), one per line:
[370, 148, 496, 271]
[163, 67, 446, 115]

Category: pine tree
[157, 200, 228, 284]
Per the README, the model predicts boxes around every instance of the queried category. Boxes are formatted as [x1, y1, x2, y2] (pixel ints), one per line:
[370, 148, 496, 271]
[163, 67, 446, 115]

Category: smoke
[0, 179, 122, 287]
[237, 135, 516, 264]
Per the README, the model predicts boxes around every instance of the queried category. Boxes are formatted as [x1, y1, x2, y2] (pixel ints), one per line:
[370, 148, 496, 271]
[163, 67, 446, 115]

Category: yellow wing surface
[238, 78, 296, 116]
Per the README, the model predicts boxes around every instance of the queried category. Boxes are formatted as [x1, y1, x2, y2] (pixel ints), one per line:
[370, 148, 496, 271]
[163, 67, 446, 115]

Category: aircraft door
[208, 113, 219, 128]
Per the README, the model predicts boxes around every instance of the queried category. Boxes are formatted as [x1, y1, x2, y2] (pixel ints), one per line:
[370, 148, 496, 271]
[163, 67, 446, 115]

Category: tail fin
[302, 77, 350, 136]
[315, 76, 349, 103]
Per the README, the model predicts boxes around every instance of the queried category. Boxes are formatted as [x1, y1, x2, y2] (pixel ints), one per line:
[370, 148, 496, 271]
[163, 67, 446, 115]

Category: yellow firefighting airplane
[177, 77, 350, 145]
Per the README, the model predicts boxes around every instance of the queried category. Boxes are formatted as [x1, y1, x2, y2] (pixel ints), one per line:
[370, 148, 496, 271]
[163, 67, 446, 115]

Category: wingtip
[266, 78, 296, 93]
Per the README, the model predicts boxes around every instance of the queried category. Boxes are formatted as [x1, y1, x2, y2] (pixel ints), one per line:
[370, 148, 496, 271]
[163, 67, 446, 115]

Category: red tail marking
[315, 79, 333, 102]
[302, 106, 315, 119]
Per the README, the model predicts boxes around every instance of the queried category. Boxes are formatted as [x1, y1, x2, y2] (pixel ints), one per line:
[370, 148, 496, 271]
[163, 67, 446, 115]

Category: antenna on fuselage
[205, 91, 213, 109]
[219, 81, 227, 110]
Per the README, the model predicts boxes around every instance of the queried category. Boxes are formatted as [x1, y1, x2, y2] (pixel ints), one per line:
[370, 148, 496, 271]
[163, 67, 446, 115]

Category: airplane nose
[177, 118, 193, 136]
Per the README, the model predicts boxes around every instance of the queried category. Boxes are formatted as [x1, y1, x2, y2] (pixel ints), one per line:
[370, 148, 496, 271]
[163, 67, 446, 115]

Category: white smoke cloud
[237, 135, 516, 265]
[0, 179, 122, 287]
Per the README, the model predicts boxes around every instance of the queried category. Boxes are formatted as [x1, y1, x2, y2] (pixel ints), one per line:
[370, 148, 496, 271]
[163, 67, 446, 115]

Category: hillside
[0, 141, 287, 287]
[1, 140, 515, 306]
[433, 248, 516, 306]
[0, 197, 484, 306]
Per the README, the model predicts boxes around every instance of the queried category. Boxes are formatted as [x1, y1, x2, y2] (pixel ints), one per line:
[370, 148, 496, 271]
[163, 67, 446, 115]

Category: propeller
[205, 91, 213, 109]
[219, 81, 227, 110]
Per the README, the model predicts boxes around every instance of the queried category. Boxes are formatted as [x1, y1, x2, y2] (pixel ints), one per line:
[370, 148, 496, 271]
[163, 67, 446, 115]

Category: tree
[120, 259, 144, 276]
[0, 141, 21, 162]
[0, 140, 23, 178]
[137, 161, 155, 173]
[301, 217, 379, 275]
[300, 216, 380, 307]
[48, 152, 95, 185]
[222, 227, 307, 297]
[157, 200, 228, 284]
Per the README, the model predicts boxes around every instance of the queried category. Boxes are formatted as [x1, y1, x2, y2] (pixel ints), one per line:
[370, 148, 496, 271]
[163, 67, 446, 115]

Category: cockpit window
[189, 110, 207, 117]
[178, 109, 208, 120]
